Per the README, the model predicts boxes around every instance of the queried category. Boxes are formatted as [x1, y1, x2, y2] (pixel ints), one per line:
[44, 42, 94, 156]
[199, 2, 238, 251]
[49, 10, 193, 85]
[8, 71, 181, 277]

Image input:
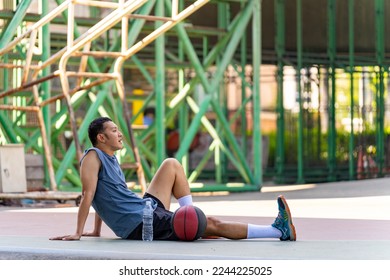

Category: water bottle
[142, 200, 153, 241]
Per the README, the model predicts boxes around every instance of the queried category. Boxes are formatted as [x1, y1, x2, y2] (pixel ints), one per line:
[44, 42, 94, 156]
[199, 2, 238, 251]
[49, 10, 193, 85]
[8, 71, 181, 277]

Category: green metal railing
[0, 0, 389, 192]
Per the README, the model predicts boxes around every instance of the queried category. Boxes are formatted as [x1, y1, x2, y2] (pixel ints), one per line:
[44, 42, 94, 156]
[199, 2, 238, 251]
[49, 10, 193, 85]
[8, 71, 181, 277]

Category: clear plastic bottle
[142, 200, 153, 241]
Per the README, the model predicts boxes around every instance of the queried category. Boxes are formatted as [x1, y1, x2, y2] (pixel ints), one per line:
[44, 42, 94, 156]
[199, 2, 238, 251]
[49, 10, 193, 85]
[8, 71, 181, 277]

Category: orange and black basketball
[171, 205, 207, 241]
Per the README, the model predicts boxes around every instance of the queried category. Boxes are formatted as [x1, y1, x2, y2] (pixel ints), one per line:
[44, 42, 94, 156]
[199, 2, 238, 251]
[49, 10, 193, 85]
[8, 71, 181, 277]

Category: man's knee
[162, 158, 181, 169]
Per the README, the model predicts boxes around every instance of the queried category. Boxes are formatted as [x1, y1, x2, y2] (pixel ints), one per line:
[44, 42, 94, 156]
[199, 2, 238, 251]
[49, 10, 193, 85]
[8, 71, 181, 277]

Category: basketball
[171, 205, 207, 241]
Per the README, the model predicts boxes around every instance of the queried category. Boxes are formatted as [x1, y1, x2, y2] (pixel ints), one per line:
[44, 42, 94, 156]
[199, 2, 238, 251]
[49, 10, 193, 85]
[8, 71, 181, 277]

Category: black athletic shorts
[126, 193, 179, 241]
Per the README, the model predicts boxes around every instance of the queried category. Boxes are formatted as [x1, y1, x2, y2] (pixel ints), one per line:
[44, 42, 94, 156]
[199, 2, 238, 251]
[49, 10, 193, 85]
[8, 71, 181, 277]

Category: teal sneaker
[272, 195, 296, 241]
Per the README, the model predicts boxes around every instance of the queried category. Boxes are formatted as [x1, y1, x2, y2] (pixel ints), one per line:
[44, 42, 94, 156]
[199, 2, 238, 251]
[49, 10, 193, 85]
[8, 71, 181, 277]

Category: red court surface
[0, 177, 389, 259]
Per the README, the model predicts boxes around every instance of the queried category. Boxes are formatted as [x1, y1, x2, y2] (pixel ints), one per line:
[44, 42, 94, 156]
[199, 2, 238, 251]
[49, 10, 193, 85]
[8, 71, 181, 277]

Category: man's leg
[203, 217, 248, 239]
[146, 158, 191, 210]
[202, 217, 281, 240]
[146, 159, 296, 241]
[203, 195, 296, 240]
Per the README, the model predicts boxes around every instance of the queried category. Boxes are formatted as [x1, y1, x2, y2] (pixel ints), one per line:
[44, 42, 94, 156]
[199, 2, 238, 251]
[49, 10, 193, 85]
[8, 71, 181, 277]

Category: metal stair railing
[0, 0, 210, 193]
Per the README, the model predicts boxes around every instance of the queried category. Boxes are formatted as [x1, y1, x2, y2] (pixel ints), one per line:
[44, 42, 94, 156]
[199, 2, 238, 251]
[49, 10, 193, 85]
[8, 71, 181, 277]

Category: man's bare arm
[82, 213, 102, 237]
[50, 151, 100, 241]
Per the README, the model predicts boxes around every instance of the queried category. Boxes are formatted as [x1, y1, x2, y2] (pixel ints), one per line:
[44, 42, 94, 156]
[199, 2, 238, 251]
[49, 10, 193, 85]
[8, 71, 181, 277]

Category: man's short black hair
[88, 117, 112, 146]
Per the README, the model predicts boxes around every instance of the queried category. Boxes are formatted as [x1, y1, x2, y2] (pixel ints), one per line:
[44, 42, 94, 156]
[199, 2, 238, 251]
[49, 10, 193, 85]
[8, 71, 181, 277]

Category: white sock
[247, 224, 282, 239]
[178, 195, 193, 206]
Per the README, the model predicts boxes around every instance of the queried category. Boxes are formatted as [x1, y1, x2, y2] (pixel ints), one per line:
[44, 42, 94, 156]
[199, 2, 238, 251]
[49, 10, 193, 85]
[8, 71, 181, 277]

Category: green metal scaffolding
[0, 0, 389, 194]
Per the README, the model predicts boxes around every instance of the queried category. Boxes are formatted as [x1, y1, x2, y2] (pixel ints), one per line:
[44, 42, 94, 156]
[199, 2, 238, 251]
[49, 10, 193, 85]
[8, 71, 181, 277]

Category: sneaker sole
[278, 195, 297, 241]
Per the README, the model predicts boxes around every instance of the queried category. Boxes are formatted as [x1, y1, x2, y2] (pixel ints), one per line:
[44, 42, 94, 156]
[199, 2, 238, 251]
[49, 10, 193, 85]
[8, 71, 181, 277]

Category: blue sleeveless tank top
[81, 148, 157, 238]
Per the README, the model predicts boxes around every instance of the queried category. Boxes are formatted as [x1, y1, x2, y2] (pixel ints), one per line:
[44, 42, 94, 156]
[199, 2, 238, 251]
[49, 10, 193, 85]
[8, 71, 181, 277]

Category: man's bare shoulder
[81, 149, 101, 169]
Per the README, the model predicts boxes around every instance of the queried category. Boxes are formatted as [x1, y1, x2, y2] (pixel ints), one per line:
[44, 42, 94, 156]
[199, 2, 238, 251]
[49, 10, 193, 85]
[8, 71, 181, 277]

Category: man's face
[99, 121, 123, 150]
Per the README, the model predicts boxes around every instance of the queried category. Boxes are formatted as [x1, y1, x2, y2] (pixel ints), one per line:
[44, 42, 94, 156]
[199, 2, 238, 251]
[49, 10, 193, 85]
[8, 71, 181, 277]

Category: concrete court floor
[0, 177, 389, 260]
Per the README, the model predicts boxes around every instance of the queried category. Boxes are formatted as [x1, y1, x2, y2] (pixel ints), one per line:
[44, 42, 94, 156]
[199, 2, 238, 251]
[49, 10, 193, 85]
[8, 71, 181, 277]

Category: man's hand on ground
[49, 234, 81, 241]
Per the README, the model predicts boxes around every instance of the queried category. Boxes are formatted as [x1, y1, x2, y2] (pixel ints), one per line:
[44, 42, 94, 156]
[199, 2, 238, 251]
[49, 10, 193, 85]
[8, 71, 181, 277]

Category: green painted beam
[3, 113, 81, 186]
[130, 55, 155, 86]
[296, 0, 304, 183]
[155, 0, 166, 165]
[348, 0, 355, 180]
[170, 0, 256, 185]
[240, 0, 248, 160]
[192, 0, 256, 184]
[177, 0, 190, 174]
[252, 0, 262, 185]
[0, 112, 18, 143]
[53, 0, 154, 184]
[275, 0, 285, 181]
[0, 0, 33, 49]
[55, 88, 111, 183]
[208, 2, 253, 93]
[175, 96, 212, 160]
[185, 97, 252, 183]
[216, 1, 229, 184]
[327, 0, 337, 181]
[42, 0, 52, 187]
[375, 0, 385, 177]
